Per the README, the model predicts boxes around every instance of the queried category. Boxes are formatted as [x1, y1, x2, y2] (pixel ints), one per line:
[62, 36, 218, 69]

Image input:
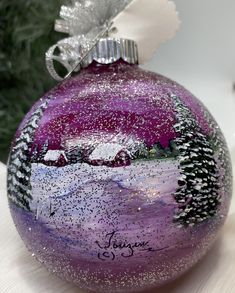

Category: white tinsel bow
[46, 0, 180, 81]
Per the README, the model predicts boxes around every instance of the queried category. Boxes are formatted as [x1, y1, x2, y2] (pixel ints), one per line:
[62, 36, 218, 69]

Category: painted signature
[95, 231, 168, 261]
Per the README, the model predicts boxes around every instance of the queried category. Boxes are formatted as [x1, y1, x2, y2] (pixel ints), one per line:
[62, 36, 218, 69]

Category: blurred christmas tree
[0, 0, 62, 162]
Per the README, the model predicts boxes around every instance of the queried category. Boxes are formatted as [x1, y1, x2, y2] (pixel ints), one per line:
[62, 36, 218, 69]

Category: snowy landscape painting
[6, 70, 232, 292]
[8, 94, 229, 227]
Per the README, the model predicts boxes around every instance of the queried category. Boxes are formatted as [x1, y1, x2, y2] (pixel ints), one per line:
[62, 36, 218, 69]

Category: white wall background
[145, 0, 235, 79]
[144, 0, 235, 164]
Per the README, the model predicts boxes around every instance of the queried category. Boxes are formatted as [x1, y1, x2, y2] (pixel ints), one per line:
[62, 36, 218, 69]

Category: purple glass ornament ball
[7, 61, 232, 293]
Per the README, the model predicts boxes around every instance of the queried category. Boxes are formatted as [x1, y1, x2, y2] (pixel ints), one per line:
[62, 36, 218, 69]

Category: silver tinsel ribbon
[46, 0, 133, 81]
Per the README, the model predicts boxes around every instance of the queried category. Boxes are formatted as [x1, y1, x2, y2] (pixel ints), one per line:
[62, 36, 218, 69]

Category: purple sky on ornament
[17, 62, 212, 152]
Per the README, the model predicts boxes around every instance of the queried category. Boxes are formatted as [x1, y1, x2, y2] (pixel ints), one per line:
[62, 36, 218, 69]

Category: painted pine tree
[132, 142, 149, 160]
[40, 139, 49, 161]
[204, 110, 232, 196]
[65, 146, 83, 164]
[172, 95, 220, 227]
[31, 144, 39, 163]
[7, 98, 51, 211]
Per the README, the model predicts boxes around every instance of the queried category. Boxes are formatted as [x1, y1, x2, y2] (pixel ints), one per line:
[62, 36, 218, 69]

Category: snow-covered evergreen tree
[131, 141, 178, 161]
[203, 110, 232, 196]
[39, 139, 49, 161]
[132, 142, 149, 160]
[7, 98, 51, 210]
[169, 140, 179, 158]
[149, 143, 165, 159]
[31, 144, 39, 163]
[66, 147, 83, 164]
[172, 95, 220, 227]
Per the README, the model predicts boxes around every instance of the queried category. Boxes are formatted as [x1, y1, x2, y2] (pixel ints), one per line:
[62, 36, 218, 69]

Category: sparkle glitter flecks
[7, 62, 232, 293]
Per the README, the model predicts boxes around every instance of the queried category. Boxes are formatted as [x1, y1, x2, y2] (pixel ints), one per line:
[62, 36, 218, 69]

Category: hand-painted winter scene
[7, 63, 232, 292]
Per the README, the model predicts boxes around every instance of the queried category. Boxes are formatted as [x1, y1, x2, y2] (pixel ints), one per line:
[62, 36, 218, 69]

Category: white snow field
[30, 159, 180, 219]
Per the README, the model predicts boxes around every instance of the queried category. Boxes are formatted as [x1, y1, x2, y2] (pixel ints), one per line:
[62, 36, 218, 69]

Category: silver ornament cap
[46, 0, 137, 81]
[83, 38, 138, 66]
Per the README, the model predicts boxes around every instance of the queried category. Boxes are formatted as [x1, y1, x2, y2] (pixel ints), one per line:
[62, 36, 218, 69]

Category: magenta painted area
[9, 196, 225, 293]
[9, 62, 232, 292]
[17, 61, 211, 151]
[9, 157, 230, 292]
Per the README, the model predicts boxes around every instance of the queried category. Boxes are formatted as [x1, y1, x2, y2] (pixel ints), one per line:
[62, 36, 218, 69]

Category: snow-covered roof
[89, 143, 126, 161]
[44, 150, 68, 161]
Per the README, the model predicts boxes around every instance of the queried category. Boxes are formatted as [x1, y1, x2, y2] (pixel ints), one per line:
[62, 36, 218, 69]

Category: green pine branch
[0, 0, 62, 162]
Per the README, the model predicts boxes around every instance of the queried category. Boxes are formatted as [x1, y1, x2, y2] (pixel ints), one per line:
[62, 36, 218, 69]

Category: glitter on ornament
[7, 61, 232, 293]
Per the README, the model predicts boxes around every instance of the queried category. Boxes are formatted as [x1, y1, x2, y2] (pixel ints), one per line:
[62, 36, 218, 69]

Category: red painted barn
[43, 150, 68, 167]
[87, 143, 131, 167]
